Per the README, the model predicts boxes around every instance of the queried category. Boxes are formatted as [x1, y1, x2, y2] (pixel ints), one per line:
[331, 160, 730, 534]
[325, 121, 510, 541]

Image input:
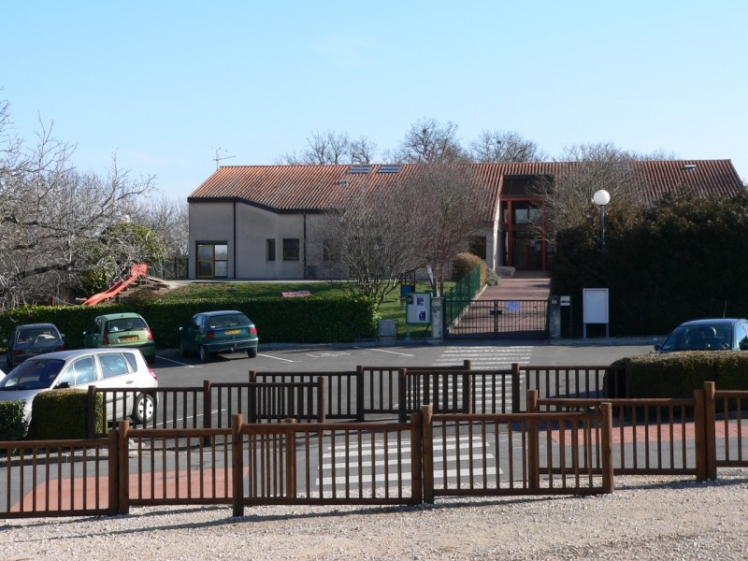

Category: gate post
[431, 297, 444, 341]
[547, 296, 561, 339]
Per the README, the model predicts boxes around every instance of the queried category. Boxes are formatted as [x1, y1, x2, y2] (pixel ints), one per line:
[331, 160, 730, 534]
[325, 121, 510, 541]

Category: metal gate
[444, 299, 549, 339]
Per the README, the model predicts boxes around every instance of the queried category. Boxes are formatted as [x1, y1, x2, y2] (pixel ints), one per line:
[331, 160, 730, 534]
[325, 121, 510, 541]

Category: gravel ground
[2, 471, 748, 560]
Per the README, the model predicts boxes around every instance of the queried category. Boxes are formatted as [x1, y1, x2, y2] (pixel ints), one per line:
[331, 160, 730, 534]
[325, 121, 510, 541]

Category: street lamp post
[592, 189, 611, 258]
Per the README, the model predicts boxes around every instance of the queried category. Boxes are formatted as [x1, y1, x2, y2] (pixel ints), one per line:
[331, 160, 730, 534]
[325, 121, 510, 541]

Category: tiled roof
[188, 161, 744, 222]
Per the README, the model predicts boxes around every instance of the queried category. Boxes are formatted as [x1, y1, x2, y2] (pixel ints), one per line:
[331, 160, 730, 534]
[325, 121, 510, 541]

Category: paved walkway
[479, 271, 551, 300]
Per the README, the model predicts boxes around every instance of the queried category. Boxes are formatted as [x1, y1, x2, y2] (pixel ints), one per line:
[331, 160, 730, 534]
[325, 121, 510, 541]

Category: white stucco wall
[189, 201, 319, 280]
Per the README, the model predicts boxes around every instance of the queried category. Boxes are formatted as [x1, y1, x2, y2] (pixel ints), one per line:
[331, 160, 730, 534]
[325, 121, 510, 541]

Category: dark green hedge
[553, 194, 748, 337]
[0, 401, 27, 441]
[611, 351, 748, 398]
[27, 390, 105, 440]
[0, 296, 378, 350]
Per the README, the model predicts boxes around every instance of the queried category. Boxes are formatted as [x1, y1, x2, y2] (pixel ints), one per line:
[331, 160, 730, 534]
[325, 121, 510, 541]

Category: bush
[553, 194, 748, 337]
[27, 390, 104, 440]
[452, 252, 488, 285]
[608, 351, 748, 398]
[0, 401, 27, 441]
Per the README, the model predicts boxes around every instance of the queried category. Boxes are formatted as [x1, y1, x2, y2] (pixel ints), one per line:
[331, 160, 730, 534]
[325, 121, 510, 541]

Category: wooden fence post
[511, 363, 521, 412]
[356, 366, 365, 422]
[694, 388, 707, 482]
[398, 369, 407, 423]
[527, 390, 539, 489]
[232, 414, 245, 517]
[285, 419, 297, 499]
[703, 381, 717, 480]
[421, 405, 434, 504]
[117, 420, 130, 515]
[87, 386, 97, 439]
[203, 380, 213, 446]
[107, 426, 120, 515]
[600, 402, 614, 494]
[411, 410, 423, 505]
[317, 377, 328, 423]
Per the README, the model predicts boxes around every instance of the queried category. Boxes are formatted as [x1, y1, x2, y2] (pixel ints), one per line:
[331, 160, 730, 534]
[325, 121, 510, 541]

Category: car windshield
[661, 324, 733, 351]
[0, 358, 65, 390]
[15, 327, 61, 347]
[107, 318, 147, 333]
[208, 314, 251, 329]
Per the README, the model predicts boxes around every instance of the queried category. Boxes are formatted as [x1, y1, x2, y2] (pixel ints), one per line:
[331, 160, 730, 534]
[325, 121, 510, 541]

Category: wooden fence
[3, 378, 748, 519]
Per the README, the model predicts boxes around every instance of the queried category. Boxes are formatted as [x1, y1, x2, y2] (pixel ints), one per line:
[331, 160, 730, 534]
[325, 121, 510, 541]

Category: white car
[0, 348, 158, 425]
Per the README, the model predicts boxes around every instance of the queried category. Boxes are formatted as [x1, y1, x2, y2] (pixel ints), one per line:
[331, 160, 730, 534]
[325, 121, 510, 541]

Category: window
[266, 239, 276, 261]
[100, 353, 130, 379]
[196, 243, 228, 278]
[283, 238, 300, 261]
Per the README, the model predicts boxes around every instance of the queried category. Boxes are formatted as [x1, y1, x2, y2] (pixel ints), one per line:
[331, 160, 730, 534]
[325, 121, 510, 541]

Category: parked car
[83, 312, 156, 364]
[4, 323, 66, 371]
[655, 318, 748, 353]
[179, 310, 259, 362]
[0, 348, 158, 425]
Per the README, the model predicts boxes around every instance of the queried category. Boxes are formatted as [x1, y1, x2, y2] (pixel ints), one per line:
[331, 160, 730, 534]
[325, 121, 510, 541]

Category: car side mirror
[740, 342, 748, 351]
[653, 344, 661, 351]
[82, 331, 88, 336]
[179, 326, 183, 332]
[56, 382, 70, 389]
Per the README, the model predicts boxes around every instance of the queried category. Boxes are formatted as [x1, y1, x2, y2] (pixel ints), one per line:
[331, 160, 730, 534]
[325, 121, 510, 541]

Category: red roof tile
[188, 161, 744, 223]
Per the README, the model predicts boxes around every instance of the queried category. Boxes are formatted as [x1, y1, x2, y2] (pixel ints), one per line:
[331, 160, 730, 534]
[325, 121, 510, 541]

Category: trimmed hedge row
[610, 351, 748, 398]
[0, 295, 379, 350]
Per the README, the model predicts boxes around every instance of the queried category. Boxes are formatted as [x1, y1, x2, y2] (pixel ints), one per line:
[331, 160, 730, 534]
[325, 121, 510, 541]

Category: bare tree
[0, 99, 156, 308]
[278, 130, 377, 165]
[388, 118, 469, 164]
[312, 176, 420, 305]
[470, 130, 545, 162]
[404, 163, 486, 293]
[534, 143, 676, 244]
[313, 163, 485, 303]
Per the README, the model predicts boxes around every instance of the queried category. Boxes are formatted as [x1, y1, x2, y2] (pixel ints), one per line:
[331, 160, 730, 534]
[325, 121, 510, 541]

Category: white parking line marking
[157, 356, 201, 368]
[366, 348, 415, 356]
[258, 353, 295, 362]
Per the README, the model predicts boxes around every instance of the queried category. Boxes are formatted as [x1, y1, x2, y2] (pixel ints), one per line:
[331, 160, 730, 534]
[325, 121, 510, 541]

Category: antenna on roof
[214, 147, 237, 169]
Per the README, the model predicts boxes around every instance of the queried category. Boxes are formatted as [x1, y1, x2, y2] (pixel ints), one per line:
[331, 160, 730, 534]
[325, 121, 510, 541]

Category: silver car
[0, 348, 158, 425]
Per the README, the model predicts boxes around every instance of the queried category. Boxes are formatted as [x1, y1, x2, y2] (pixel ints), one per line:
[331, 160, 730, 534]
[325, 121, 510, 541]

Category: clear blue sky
[2, 0, 745, 200]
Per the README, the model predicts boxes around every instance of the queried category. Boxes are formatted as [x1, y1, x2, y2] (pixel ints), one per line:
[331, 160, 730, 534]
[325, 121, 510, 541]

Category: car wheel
[199, 345, 211, 362]
[132, 393, 156, 424]
[247, 348, 257, 358]
[180, 341, 189, 357]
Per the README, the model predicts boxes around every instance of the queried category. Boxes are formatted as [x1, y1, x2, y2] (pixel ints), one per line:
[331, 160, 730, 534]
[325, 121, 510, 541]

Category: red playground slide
[81, 263, 148, 306]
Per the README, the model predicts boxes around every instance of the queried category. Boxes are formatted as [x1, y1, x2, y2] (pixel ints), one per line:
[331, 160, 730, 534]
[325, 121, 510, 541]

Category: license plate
[224, 329, 240, 335]
[120, 336, 138, 342]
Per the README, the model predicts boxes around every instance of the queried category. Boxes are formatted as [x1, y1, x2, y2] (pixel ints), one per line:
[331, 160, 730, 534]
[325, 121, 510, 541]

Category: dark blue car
[655, 318, 748, 353]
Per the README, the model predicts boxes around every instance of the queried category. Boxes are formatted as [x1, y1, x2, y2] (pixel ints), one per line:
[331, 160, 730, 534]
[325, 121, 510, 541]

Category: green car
[179, 310, 259, 362]
[83, 312, 157, 365]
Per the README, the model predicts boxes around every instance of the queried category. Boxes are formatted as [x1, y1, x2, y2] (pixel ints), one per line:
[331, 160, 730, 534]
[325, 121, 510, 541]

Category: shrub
[0, 401, 27, 441]
[27, 390, 104, 440]
[452, 252, 488, 285]
[608, 351, 748, 398]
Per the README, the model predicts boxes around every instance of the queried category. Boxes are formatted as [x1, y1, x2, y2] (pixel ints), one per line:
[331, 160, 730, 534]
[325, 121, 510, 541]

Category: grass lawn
[158, 280, 451, 339]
